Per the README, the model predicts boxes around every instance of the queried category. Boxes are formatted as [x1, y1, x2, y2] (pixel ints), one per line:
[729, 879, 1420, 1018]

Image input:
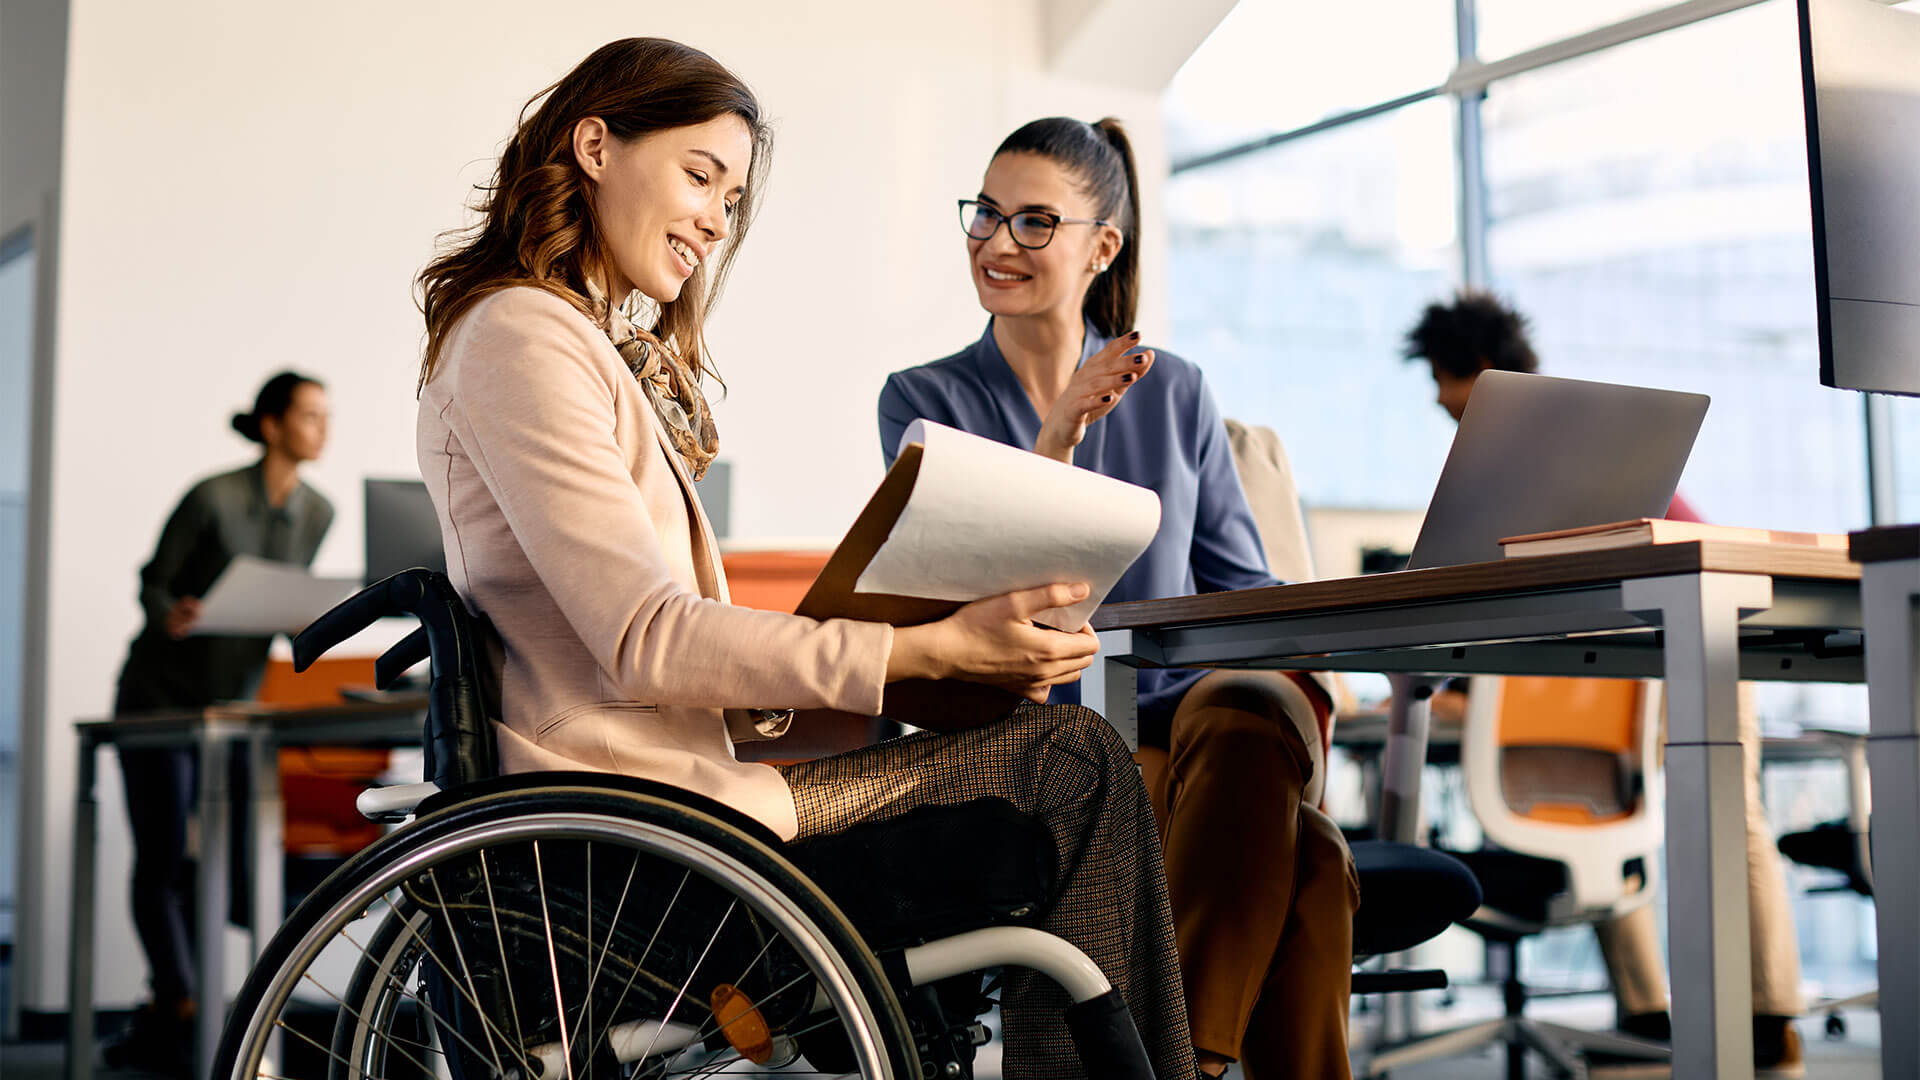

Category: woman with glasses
[879, 117, 1359, 1080]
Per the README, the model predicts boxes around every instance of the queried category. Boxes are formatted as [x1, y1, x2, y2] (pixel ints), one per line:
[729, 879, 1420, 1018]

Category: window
[1482, 1, 1866, 531]
[1164, 1, 1455, 160]
[1165, 100, 1461, 510]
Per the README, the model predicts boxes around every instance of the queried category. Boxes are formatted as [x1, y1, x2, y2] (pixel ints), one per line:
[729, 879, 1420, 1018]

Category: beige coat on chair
[417, 287, 894, 839]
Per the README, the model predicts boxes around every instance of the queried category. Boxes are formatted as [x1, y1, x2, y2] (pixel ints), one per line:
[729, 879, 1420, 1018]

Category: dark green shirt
[115, 462, 334, 710]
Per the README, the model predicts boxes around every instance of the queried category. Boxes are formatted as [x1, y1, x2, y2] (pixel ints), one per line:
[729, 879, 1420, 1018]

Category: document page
[856, 420, 1161, 629]
[793, 421, 1161, 730]
[194, 554, 361, 636]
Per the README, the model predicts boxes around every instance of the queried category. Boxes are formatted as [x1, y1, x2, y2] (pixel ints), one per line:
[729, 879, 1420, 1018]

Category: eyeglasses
[957, 199, 1110, 250]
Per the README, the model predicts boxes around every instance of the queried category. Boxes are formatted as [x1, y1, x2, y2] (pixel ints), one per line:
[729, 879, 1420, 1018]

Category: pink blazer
[417, 287, 893, 838]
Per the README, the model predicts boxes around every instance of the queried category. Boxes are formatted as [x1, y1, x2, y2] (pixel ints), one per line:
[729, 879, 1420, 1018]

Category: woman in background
[879, 117, 1359, 1080]
[104, 372, 333, 1073]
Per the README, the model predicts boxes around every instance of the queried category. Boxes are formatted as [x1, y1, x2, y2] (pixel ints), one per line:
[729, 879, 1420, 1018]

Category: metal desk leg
[248, 729, 282, 958]
[247, 728, 285, 1073]
[194, 726, 232, 1080]
[1622, 572, 1772, 1079]
[1088, 630, 1142, 752]
[1378, 676, 1437, 846]
[1861, 557, 1920, 1079]
[65, 732, 99, 1080]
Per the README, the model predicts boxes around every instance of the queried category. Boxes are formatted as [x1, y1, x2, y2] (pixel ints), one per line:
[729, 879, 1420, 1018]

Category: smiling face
[967, 152, 1123, 323]
[575, 113, 752, 306]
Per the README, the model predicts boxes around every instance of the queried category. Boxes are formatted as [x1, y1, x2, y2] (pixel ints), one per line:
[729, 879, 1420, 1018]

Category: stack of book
[1499, 518, 1846, 558]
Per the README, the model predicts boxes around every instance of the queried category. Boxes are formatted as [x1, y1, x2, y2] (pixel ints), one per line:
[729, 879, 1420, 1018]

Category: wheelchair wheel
[216, 782, 917, 1079]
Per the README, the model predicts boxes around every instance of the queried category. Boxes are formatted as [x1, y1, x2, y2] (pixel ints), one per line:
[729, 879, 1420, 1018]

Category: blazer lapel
[649, 417, 729, 603]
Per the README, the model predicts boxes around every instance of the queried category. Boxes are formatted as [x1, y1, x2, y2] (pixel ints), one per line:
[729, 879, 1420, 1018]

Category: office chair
[1363, 676, 1672, 1079]
[1774, 728, 1876, 1039]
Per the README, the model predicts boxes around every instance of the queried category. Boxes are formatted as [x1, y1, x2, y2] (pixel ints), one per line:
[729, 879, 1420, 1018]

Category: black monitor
[1798, 0, 1920, 395]
[364, 478, 447, 585]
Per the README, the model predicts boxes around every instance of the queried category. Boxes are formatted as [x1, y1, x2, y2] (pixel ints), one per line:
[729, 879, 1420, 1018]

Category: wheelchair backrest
[292, 568, 500, 789]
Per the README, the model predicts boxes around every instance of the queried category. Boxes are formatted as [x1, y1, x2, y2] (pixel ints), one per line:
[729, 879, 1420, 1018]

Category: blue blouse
[878, 319, 1280, 740]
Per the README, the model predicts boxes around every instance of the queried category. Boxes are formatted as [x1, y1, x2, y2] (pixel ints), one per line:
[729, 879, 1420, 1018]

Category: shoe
[1754, 1016, 1805, 1079]
[100, 998, 195, 1077]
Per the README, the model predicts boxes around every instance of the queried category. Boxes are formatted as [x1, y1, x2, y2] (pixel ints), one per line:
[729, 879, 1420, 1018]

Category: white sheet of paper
[855, 420, 1162, 630]
[193, 554, 361, 636]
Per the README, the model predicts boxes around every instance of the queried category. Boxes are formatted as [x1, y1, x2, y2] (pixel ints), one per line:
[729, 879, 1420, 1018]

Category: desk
[66, 698, 425, 1080]
[1849, 525, 1920, 1079]
[1087, 541, 1863, 1079]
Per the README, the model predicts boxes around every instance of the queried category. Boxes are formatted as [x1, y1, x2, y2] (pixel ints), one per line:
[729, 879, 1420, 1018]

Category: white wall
[19, 0, 1226, 1011]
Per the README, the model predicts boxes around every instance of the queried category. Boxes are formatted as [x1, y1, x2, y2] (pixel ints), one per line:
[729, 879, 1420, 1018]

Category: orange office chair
[1364, 676, 1671, 1078]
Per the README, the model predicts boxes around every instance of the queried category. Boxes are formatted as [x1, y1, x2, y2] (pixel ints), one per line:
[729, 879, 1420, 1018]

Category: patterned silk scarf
[590, 281, 719, 480]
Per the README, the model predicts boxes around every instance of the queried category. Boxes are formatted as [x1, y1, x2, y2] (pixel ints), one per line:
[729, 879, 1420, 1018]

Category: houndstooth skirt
[779, 703, 1198, 1080]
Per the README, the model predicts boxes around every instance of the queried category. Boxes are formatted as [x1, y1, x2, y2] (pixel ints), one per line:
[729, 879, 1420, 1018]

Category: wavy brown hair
[416, 38, 771, 391]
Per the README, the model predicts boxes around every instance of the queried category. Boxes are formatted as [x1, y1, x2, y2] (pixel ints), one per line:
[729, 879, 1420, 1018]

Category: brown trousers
[1595, 684, 1804, 1017]
[1138, 671, 1361, 1080]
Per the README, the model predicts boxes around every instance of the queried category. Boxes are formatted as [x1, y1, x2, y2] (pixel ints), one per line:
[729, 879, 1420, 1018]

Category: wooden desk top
[1093, 540, 1860, 631]
[1850, 525, 1920, 564]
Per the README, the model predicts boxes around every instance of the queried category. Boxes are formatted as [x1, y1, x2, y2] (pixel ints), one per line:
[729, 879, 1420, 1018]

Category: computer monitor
[1798, 0, 1920, 395]
[364, 478, 446, 585]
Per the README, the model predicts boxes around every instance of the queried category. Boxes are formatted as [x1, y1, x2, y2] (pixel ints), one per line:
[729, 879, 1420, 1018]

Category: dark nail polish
[1103, 394, 1114, 403]
[1129, 331, 1141, 340]
[1121, 373, 1133, 383]
[1132, 354, 1145, 364]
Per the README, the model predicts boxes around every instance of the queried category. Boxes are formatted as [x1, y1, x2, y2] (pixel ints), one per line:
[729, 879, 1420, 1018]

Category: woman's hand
[1033, 332, 1155, 464]
[888, 583, 1100, 703]
[165, 596, 203, 639]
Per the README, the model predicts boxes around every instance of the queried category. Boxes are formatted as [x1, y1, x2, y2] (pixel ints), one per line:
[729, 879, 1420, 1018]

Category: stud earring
[1093, 261, 1110, 273]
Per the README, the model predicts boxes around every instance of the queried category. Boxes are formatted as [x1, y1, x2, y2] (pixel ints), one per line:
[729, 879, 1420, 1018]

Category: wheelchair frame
[213, 570, 1156, 1080]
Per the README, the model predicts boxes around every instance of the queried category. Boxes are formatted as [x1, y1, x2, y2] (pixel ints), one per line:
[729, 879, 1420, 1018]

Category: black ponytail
[994, 116, 1140, 338]
[232, 370, 322, 444]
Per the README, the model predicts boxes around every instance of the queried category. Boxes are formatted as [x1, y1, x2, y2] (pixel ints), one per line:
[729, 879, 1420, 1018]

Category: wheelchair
[213, 569, 1157, 1080]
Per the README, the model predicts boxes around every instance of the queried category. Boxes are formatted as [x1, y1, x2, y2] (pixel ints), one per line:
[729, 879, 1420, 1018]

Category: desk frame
[66, 703, 421, 1080]
[1087, 545, 1871, 1079]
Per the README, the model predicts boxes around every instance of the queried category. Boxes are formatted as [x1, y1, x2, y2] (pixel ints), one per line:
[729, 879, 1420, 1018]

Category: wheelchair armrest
[356, 782, 442, 822]
[295, 571, 435, 671]
[376, 627, 430, 689]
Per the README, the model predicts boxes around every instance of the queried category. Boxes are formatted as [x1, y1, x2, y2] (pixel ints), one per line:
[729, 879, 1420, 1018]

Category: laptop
[1405, 370, 1710, 570]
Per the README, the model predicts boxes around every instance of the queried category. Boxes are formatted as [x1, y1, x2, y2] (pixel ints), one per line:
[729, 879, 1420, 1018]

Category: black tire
[215, 777, 917, 1080]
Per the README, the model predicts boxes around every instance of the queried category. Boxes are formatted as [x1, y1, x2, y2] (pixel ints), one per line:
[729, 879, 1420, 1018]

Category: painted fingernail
[1132, 354, 1145, 364]
[1103, 394, 1114, 403]
[1128, 331, 1141, 340]
[1121, 373, 1133, 383]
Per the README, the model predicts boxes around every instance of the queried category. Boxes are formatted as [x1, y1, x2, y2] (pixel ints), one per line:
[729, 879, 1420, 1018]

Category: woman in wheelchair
[215, 37, 1198, 1080]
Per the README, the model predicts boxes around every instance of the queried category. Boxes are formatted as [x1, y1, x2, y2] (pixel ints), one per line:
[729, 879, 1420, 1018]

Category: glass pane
[1164, 0, 1456, 160]
[1166, 99, 1461, 514]
[1888, 396, 1920, 521]
[1474, 0, 1676, 61]
[1483, 1, 1868, 535]
[0, 236, 30, 944]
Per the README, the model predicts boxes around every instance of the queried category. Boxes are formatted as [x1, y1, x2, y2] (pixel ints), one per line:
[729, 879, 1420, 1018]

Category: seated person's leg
[1240, 805, 1359, 1080]
[1595, 903, 1670, 1036]
[779, 703, 1197, 1080]
[1151, 670, 1355, 1077]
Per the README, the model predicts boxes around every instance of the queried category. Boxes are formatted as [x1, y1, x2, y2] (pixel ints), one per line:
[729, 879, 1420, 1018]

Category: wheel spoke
[634, 900, 737, 1069]
[481, 849, 530, 1054]
[565, 851, 641, 1055]
[345, 904, 538, 1079]
[426, 866, 509, 1077]
[297, 970, 441, 1078]
[578, 867, 695, 1066]
[531, 840, 578, 1080]
[330, 914, 526, 1076]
